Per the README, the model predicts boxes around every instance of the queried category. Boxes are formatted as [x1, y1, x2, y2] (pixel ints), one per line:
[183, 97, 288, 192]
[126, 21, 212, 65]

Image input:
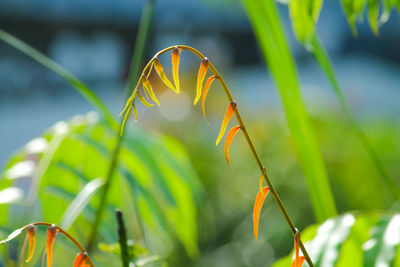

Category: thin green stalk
[311, 35, 400, 200]
[116, 210, 130, 267]
[85, 0, 156, 252]
[126, 0, 155, 92]
[121, 45, 314, 267]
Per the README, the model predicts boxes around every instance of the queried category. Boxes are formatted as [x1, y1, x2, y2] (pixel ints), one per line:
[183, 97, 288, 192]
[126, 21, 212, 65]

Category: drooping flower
[172, 46, 182, 94]
[291, 231, 305, 267]
[46, 225, 58, 267]
[224, 125, 241, 165]
[142, 74, 160, 106]
[25, 225, 36, 262]
[194, 58, 209, 105]
[201, 75, 216, 124]
[253, 187, 270, 241]
[73, 252, 89, 267]
[216, 101, 236, 145]
[154, 57, 176, 93]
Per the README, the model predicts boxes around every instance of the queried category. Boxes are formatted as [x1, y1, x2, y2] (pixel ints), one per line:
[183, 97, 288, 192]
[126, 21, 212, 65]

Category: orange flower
[216, 101, 236, 145]
[73, 252, 89, 267]
[46, 225, 58, 267]
[224, 125, 241, 165]
[201, 75, 216, 125]
[253, 187, 270, 241]
[194, 58, 209, 105]
[25, 225, 36, 262]
[154, 57, 176, 93]
[172, 46, 182, 94]
[291, 231, 305, 267]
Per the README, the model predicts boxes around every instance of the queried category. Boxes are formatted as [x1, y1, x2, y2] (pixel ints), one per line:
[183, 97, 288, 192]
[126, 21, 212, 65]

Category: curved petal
[216, 102, 236, 145]
[172, 46, 182, 94]
[253, 187, 270, 241]
[224, 125, 241, 165]
[201, 75, 216, 125]
[46, 225, 58, 267]
[291, 256, 305, 267]
[142, 75, 160, 106]
[137, 92, 154, 107]
[120, 104, 133, 135]
[73, 252, 88, 267]
[26, 225, 35, 262]
[194, 58, 209, 105]
[154, 57, 176, 93]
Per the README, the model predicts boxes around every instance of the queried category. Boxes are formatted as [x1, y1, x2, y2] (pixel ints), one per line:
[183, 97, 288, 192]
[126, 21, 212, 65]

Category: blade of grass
[244, 0, 337, 222]
[311, 35, 400, 200]
[85, 0, 156, 252]
[0, 29, 115, 127]
[126, 0, 155, 92]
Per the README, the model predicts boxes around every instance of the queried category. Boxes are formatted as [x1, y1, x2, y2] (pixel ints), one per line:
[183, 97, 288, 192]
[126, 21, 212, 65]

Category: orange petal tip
[73, 252, 88, 267]
[194, 58, 209, 105]
[46, 225, 58, 267]
[216, 101, 236, 145]
[224, 125, 241, 165]
[253, 187, 270, 241]
[25, 225, 36, 262]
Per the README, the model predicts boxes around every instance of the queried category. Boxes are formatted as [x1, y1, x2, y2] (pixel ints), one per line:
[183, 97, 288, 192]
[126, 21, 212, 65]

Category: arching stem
[125, 45, 314, 266]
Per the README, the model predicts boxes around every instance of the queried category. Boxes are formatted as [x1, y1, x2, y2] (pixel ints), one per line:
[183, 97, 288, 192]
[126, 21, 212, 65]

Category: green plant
[119, 45, 314, 266]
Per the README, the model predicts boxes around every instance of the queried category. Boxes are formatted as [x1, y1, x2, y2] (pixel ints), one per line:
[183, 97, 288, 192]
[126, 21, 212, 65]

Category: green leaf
[0, 112, 202, 260]
[274, 212, 400, 267]
[288, 0, 323, 44]
[244, 0, 337, 222]
[60, 178, 105, 230]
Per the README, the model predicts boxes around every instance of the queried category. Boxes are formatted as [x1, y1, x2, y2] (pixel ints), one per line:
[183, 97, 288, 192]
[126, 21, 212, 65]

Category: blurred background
[1, 0, 400, 266]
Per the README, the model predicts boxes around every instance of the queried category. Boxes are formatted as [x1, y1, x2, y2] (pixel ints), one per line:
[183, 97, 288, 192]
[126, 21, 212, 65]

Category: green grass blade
[125, 0, 155, 94]
[0, 29, 115, 126]
[60, 178, 105, 230]
[311, 35, 400, 200]
[244, 0, 337, 222]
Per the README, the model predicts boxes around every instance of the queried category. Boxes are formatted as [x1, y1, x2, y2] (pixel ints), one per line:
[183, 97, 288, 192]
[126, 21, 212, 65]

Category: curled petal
[259, 167, 266, 196]
[132, 104, 138, 121]
[26, 225, 36, 262]
[253, 187, 270, 241]
[73, 252, 88, 267]
[201, 75, 216, 125]
[137, 92, 154, 107]
[46, 225, 58, 267]
[172, 46, 182, 94]
[194, 58, 209, 105]
[216, 101, 236, 145]
[142, 75, 160, 106]
[120, 104, 133, 135]
[154, 57, 176, 93]
[291, 256, 305, 267]
[119, 96, 134, 117]
[224, 126, 241, 165]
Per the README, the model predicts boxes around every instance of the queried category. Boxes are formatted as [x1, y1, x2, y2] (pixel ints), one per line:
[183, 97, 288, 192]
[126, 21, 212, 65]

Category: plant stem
[116, 210, 130, 267]
[124, 45, 314, 266]
[86, 0, 156, 252]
